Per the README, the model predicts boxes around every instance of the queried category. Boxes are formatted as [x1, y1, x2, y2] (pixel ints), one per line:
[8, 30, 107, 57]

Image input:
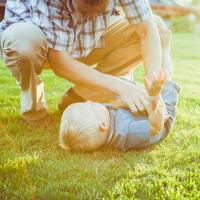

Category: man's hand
[135, 16, 162, 81]
[48, 49, 150, 113]
[116, 80, 150, 114]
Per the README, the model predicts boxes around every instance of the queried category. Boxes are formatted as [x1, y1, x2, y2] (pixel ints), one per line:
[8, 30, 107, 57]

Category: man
[0, 0, 169, 125]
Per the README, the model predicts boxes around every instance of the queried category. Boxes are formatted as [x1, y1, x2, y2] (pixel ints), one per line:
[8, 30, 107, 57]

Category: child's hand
[144, 70, 167, 97]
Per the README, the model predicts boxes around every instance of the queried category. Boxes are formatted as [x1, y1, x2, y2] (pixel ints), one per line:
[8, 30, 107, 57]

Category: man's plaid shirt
[0, 0, 152, 59]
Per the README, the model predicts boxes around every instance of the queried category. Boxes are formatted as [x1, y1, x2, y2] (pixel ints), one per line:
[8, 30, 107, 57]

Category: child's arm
[146, 98, 166, 136]
[124, 80, 180, 151]
[144, 70, 167, 136]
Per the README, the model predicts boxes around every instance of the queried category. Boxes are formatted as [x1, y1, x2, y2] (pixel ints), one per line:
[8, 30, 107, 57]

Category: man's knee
[1, 22, 49, 72]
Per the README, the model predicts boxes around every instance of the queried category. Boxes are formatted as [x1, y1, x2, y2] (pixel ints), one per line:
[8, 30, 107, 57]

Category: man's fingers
[144, 94, 150, 102]
[140, 97, 150, 112]
[120, 83, 153, 113]
[135, 99, 145, 112]
[130, 103, 138, 113]
[141, 87, 151, 101]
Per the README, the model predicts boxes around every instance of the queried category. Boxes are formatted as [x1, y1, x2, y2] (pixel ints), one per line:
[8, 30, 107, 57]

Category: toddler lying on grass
[59, 70, 180, 152]
[59, 17, 180, 152]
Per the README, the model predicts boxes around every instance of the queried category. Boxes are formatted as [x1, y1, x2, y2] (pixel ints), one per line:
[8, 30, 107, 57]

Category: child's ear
[99, 122, 109, 132]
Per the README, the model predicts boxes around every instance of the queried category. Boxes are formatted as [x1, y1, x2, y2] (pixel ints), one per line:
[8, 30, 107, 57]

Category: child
[59, 71, 180, 151]
[59, 17, 180, 152]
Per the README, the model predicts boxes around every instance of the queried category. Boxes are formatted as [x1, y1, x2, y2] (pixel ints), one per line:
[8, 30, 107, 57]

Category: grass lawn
[0, 32, 200, 200]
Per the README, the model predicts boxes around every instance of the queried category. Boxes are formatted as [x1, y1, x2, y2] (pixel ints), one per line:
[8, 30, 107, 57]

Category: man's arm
[120, 0, 162, 81]
[48, 49, 117, 93]
[48, 49, 150, 113]
[135, 16, 162, 80]
[154, 15, 173, 79]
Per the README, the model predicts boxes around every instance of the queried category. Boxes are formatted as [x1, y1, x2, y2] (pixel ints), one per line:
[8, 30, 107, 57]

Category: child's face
[76, 101, 110, 133]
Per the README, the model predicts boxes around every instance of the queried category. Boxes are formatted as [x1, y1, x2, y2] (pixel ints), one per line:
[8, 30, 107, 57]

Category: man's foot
[58, 88, 85, 112]
[22, 114, 52, 128]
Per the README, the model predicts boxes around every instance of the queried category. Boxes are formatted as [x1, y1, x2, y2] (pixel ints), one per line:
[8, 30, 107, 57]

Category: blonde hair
[59, 103, 106, 151]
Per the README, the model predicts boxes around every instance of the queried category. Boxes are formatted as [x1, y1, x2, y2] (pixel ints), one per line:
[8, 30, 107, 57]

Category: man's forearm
[48, 49, 150, 113]
[48, 49, 122, 94]
[137, 17, 162, 80]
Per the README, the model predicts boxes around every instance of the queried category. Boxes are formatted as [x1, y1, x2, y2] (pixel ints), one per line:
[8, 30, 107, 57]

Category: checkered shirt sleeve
[0, 0, 31, 30]
[31, 0, 74, 53]
[120, 0, 153, 24]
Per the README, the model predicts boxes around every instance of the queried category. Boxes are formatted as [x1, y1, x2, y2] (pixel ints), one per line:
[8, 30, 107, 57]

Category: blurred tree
[191, 0, 200, 4]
